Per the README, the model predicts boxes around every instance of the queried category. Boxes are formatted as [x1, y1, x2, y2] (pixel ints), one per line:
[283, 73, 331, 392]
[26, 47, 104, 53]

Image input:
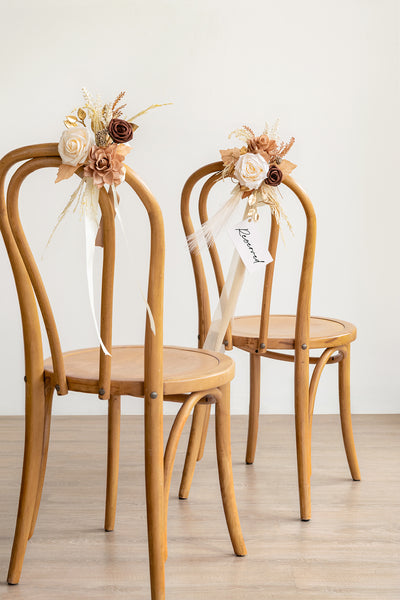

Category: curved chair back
[181, 161, 316, 355]
[0, 144, 164, 402]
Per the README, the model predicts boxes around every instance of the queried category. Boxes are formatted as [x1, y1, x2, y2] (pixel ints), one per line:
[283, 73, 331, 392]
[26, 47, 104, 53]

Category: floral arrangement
[187, 120, 296, 253]
[55, 88, 168, 188]
[51, 89, 168, 350]
[51, 87, 171, 234]
[220, 120, 296, 222]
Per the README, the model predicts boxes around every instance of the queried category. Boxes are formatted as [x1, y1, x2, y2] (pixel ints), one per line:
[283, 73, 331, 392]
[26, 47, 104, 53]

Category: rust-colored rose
[108, 118, 133, 143]
[255, 135, 270, 150]
[247, 138, 258, 153]
[84, 144, 130, 187]
[265, 165, 283, 187]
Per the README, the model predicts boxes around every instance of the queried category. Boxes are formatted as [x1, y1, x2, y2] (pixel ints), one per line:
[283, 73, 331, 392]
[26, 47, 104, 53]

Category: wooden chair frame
[0, 147, 246, 600]
[179, 161, 360, 521]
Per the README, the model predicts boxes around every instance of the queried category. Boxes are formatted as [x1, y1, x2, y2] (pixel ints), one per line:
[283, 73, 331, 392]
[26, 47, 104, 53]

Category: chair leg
[338, 346, 361, 481]
[197, 403, 211, 461]
[246, 353, 261, 464]
[179, 403, 206, 499]
[164, 392, 205, 560]
[28, 381, 54, 539]
[144, 394, 165, 600]
[215, 384, 247, 557]
[105, 395, 121, 532]
[294, 358, 312, 521]
[8, 380, 46, 584]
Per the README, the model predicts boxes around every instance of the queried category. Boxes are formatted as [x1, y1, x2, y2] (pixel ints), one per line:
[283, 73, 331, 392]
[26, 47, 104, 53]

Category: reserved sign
[228, 219, 273, 273]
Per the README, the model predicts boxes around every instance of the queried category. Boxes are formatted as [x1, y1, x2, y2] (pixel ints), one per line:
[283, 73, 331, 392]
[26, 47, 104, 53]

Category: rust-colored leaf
[55, 164, 78, 183]
[279, 159, 297, 176]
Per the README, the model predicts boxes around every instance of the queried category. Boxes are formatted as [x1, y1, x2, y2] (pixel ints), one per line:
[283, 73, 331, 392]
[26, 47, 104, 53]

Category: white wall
[0, 0, 399, 416]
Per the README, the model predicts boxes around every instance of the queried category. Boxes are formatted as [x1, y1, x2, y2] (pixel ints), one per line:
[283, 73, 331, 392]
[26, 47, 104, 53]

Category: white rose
[234, 153, 269, 190]
[58, 126, 94, 166]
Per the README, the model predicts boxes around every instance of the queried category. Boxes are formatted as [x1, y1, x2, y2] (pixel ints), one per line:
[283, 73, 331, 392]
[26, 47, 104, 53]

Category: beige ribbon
[47, 177, 156, 359]
[203, 204, 250, 352]
[83, 178, 111, 355]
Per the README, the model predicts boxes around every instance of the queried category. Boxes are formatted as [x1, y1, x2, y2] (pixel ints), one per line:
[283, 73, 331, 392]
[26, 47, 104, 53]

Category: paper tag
[228, 219, 273, 273]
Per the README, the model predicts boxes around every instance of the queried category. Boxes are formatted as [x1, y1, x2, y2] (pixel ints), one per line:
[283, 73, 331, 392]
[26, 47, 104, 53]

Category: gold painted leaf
[77, 108, 86, 121]
[64, 115, 78, 128]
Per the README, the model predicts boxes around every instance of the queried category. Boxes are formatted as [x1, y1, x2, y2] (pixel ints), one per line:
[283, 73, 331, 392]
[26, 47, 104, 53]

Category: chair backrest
[181, 161, 316, 354]
[0, 143, 164, 401]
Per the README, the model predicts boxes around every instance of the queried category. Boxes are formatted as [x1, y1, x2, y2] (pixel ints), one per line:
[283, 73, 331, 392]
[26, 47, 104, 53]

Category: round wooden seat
[232, 315, 357, 351]
[44, 345, 235, 397]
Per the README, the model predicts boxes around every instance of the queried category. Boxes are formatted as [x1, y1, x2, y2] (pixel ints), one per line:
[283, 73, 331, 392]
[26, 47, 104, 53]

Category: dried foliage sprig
[111, 91, 126, 112]
[127, 102, 173, 122]
[275, 136, 295, 158]
[64, 90, 171, 137]
[269, 118, 280, 140]
[228, 126, 255, 143]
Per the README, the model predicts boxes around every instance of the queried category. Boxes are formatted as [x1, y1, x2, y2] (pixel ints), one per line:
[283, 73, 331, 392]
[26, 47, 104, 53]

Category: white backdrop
[0, 0, 399, 416]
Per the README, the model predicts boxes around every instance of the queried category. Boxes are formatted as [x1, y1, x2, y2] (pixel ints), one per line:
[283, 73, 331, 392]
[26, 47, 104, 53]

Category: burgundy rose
[265, 165, 283, 187]
[108, 118, 133, 143]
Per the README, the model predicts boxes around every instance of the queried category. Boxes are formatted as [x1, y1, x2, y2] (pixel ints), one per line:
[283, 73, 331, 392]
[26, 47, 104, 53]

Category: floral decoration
[55, 88, 170, 188]
[52, 88, 171, 228]
[220, 119, 296, 222]
[187, 120, 296, 254]
[108, 118, 134, 143]
[58, 126, 94, 167]
[49, 89, 170, 350]
[84, 144, 130, 188]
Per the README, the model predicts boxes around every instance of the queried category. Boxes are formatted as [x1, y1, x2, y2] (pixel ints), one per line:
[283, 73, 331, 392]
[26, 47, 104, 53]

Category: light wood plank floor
[0, 414, 399, 599]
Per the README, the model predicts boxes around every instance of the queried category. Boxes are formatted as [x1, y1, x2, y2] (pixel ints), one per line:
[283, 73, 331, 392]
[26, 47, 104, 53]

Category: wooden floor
[0, 414, 399, 599]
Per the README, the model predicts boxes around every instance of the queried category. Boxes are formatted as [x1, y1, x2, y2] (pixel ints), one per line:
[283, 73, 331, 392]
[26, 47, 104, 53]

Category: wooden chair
[0, 146, 246, 600]
[179, 161, 361, 522]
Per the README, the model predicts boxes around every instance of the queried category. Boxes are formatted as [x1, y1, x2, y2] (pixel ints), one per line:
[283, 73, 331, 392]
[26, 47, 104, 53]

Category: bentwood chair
[179, 161, 360, 522]
[0, 146, 246, 600]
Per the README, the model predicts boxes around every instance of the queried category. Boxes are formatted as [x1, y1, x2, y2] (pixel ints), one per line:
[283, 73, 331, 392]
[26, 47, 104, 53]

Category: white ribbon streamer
[83, 179, 111, 356]
[110, 185, 156, 335]
[203, 249, 246, 352]
[47, 177, 156, 356]
[187, 183, 243, 254]
[203, 205, 251, 352]
[188, 177, 291, 353]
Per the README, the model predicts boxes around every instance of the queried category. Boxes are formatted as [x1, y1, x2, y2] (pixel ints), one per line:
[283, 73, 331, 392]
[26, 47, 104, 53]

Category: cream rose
[234, 152, 269, 190]
[58, 126, 94, 166]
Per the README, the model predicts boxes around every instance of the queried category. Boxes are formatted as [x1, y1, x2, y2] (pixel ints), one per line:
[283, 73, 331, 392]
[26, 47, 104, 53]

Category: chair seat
[231, 314, 357, 351]
[44, 345, 235, 397]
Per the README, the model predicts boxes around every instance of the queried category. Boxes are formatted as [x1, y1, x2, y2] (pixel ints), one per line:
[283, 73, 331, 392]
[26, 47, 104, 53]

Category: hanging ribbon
[46, 177, 110, 355]
[203, 205, 250, 352]
[187, 184, 292, 353]
[109, 184, 156, 335]
[82, 178, 111, 356]
[47, 176, 157, 353]
[187, 183, 243, 254]
[186, 186, 252, 352]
